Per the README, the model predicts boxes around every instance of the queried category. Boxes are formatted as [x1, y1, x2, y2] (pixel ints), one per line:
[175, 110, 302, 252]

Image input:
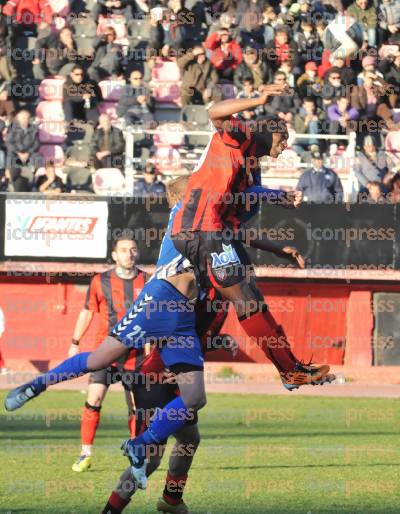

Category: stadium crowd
[0, 0, 400, 200]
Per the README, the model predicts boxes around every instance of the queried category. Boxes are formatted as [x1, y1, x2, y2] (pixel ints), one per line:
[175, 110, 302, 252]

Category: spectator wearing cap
[294, 97, 325, 154]
[327, 95, 359, 138]
[236, 77, 264, 121]
[354, 136, 390, 195]
[263, 71, 301, 123]
[133, 163, 166, 196]
[233, 46, 272, 91]
[296, 151, 343, 203]
[36, 161, 65, 194]
[378, 0, 400, 46]
[90, 113, 125, 170]
[296, 61, 323, 101]
[265, 26, 299, 73]
[88, 27, 123, 83]
[178, 46, 220, 107]
[117, 70, 155, 125]
[347, 0, 377, 47]
[357, 56, 383, 86]
[204, 27, 243, 80]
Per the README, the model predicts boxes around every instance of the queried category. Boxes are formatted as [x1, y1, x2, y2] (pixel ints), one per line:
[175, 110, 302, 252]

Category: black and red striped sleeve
[84, 274, 101, 312]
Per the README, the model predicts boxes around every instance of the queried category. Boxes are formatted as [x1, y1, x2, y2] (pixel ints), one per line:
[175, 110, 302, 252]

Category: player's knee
[187, 392, 206, 411]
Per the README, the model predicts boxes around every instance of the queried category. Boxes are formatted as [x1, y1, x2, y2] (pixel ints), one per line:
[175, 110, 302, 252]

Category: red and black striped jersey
[172, 116, 256, 234]
[84, 268, 147, 369]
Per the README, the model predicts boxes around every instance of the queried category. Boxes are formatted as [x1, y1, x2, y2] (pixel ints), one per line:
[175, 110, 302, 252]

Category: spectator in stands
[0, 84, 16, 123]
[378, 0, 400, 46]
[133, 162, 166, 195]
[327, 95, 359, 140]
[2, 0, 53, 37]
[88, 27, 123, 82]
[204, 27, 243, 80]
[354, 135, 391, 196]
[90, 113, 125, 170]
[208, 11, 240, 42]
[387, 171, 400, 202]
[378, 48, 400, 88]
[33, 27, 78, 80]
[296, 61, 323, 101]
[5, 109, 41, 191]
[291, 0, 316, 34]
[0, 119, 6, 172]
[330, 56, 357, 86]
[117, 70, 155, 125]
[149, 2, 195, 53]
[294, 18, 321, 67]
[263, 71, 300, 123]
[262, 6, 278, 45]
[63, 65, 102, 125]
[234, 46, 272, 91]
[92, 0, 133, 23]
[236, 77, 263, 120]
[321, 68, 346, 109]
[294, 97, 325, 154]
[36, 160, 65, 194]
[357, 56, 383, 86]
[347, 0, 377, 47]
[296, 151, 343, 203]
[0, 16, 15, 82]
[178, 46, 220, 107]
[278, 60, 296, 87]
[237, 0, 265, 49]
[264, 26, 299, 73]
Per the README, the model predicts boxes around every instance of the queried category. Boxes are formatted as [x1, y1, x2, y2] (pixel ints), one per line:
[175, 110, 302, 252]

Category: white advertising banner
[5, 198, 108, 258]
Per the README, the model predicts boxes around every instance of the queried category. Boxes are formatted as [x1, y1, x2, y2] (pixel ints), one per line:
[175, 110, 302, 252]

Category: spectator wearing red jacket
[204, 27, 242, 80]
[3, 0, 53, 35]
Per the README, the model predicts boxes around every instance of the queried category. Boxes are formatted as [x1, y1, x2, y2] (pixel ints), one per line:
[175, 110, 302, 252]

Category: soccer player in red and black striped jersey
[69, 233, 147, 473]
[171, 85, 331, 388]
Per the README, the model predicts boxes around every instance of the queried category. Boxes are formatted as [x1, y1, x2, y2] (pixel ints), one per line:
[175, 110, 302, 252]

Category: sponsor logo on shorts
[211, 244, 240, 281]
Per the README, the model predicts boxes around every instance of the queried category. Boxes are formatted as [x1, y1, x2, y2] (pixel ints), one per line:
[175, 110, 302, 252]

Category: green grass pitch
[1, 391, 399, 514]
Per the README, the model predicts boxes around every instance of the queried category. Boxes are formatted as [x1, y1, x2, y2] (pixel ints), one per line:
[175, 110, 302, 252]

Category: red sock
[240, 310, 297, 373]
[81, 403, 101, 446]
[128, 412, 136, 438]
[101, 491, 130, 514]
[163, 472, 188, 505]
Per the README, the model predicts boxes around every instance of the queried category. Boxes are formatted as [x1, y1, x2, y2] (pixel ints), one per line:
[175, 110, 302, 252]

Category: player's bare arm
[68, 308, 94, 357]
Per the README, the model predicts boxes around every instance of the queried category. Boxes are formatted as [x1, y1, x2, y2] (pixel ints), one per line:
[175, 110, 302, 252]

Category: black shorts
[172, 231, 252, 290]
[131, 382, 198, 437]
[89, 366, 130, 390]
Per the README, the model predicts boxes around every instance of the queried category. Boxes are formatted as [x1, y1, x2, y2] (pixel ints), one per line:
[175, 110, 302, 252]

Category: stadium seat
[39, 145, 65, 165]
[99, 80, 125, 102]
[75, 36, 95, 58]
[39, 78, 65, 101]
[66, 167, 93, 192]
[98, 102, 119, 122]
[385, 130, 400, 165]
[36, 101, 66, 144]
[65, 142, 91, 167]
[127, 18, 150, 50]
[181, 105, 211, 149]
[151, 60, 181, 105]
[70, 15, 97, 38]
[92, 168, 125, 194]
[153, 146, 182, 175]
[153, 123, 185, 147]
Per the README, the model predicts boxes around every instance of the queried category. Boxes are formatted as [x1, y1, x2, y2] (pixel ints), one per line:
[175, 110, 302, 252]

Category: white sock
[81, 445, 92, 457]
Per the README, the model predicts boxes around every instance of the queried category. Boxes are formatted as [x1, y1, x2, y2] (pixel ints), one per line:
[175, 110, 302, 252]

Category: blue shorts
[111, 279, 204, 368]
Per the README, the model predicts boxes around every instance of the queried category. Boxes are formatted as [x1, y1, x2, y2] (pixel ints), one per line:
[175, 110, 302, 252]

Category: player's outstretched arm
[248, 238, 305, 269]
[209, 84, 286, 129]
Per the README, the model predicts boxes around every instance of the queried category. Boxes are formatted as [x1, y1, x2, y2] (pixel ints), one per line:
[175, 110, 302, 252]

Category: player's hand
[281, 246, 305, 269]
[68, 343, 80, 358]
[225, 335, 239, 358]
[163, 368, 177, 384]
[258, 84, 286, 103]
[282, 190, 303, 208]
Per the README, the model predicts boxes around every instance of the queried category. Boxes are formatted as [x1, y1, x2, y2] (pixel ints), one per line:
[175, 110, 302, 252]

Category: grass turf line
[1, 391, 399, 514]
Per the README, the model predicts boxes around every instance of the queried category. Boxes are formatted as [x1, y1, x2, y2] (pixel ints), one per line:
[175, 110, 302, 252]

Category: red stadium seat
[99, 80, 125, 102]
[153, 123, 184, 147]
[36, 101, 66, 144]
[92, 168, 125, 194]
[39, 78, 65, 101]
[39, 145, 65, 165]
[98, 102, 119, 122]
[151, 60, 181, 105]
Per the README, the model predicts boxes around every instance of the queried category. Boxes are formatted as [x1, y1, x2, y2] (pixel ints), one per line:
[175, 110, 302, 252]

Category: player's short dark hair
[112, 230, 136, 251]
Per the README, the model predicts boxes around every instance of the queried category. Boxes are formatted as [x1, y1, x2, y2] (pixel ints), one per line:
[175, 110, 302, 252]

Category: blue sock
[30, 352, 91, 393]
[131, 397, 191, 458]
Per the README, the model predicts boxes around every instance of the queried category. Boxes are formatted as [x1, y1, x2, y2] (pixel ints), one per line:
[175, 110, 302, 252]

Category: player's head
[112, 231, 138, 270]
[166, 175, 190, 207]
[252, 117, 288, 159]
